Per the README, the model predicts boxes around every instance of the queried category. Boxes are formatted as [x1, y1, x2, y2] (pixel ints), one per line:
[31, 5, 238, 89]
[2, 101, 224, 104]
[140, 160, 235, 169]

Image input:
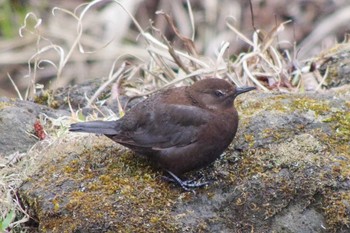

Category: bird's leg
[165, 170, 210, 191]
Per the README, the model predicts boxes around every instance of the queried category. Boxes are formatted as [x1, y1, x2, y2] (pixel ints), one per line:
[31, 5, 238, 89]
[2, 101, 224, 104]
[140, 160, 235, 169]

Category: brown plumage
[70, 78, 255, 190]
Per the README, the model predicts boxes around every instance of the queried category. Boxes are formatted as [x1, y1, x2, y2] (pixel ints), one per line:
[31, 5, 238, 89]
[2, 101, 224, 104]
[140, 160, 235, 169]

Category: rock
[272, 204, 326, 233]
[33, 78, 132, 113]
[16, 88, 350, 232]
[319, 46, 350, 88]
[0, 97, 67, 157]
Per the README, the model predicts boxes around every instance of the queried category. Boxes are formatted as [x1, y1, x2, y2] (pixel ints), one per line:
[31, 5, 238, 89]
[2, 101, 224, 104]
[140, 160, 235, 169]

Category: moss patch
[20, 136, 183, 232]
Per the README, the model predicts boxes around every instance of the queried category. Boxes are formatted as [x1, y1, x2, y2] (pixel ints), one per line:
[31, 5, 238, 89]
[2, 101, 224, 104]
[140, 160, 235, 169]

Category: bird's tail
[69, 121, 119, 135]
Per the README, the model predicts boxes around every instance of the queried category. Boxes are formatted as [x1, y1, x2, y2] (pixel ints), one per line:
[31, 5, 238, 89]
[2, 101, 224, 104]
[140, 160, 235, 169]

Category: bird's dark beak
[235, 86, 256, 96]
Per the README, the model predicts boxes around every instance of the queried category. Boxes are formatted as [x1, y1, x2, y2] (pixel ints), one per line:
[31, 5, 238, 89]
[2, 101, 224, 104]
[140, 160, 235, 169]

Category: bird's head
[189, 78, 256, 111]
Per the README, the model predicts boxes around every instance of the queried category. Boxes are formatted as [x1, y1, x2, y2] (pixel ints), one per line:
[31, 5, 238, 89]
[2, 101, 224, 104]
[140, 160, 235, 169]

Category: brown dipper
[70, 78, 255, 190]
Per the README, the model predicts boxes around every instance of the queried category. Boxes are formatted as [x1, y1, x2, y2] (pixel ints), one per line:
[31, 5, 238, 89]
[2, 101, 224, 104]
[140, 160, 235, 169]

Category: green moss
[230, 94, 350, 231]
[230, 149, 265, 181]
[0, 101, 12, 109]
[291, 97, 330, 115]
[262, 128, 282, 140]
[27, 141, 182, 232]
[237, 94, 290, 115]
[236, 99, 264, 115]
[243, 134, 255, 148]
[323, 190, 350, 230]
[34, 90, 60, 109]
[323, 111, 350, 144]
[320, 109, 350, 181]
[63, 159, 79, 173]
[346, 101, 350, 109]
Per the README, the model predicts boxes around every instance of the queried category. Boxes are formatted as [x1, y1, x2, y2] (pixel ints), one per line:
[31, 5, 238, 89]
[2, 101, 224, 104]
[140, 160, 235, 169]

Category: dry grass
[0, 139, 54, 231]
[3, 0, 350, 98]
[15, 0, 306, 103]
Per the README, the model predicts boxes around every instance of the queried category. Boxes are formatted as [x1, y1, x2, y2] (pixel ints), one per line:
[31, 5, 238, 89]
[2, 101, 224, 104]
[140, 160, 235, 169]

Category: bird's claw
[164, 170, 211, 192]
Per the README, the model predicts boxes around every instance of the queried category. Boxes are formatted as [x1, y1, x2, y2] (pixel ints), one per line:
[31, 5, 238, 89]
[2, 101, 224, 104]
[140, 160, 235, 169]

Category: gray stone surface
[0, 97, 67, 156]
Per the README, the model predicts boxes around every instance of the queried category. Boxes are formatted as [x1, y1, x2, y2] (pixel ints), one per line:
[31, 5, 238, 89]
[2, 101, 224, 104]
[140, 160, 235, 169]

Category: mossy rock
[19, 90, 350, 232]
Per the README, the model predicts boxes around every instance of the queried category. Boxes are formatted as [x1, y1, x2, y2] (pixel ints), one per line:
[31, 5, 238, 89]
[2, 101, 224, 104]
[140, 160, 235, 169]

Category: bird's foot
[164, 170, 210, 192]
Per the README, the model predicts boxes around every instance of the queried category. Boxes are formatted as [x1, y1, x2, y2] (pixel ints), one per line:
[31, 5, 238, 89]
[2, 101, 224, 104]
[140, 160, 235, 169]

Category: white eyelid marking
[215, 90, 225, 97]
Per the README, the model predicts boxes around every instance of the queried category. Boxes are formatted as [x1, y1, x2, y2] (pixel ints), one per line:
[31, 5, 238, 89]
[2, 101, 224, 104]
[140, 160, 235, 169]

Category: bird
[69, 78, 255, 190]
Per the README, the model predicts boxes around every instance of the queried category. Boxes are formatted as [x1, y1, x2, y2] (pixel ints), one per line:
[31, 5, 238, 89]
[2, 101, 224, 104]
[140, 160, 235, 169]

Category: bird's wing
[112, 104, 212, 149]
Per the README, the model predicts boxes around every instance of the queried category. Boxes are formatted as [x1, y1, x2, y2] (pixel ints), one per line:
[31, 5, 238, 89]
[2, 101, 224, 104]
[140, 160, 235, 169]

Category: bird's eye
[214, 90, 225, 97]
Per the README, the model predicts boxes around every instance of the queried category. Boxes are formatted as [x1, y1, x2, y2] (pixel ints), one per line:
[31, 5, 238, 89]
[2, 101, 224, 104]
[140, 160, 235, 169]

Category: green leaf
[0, 210, 15, 231]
